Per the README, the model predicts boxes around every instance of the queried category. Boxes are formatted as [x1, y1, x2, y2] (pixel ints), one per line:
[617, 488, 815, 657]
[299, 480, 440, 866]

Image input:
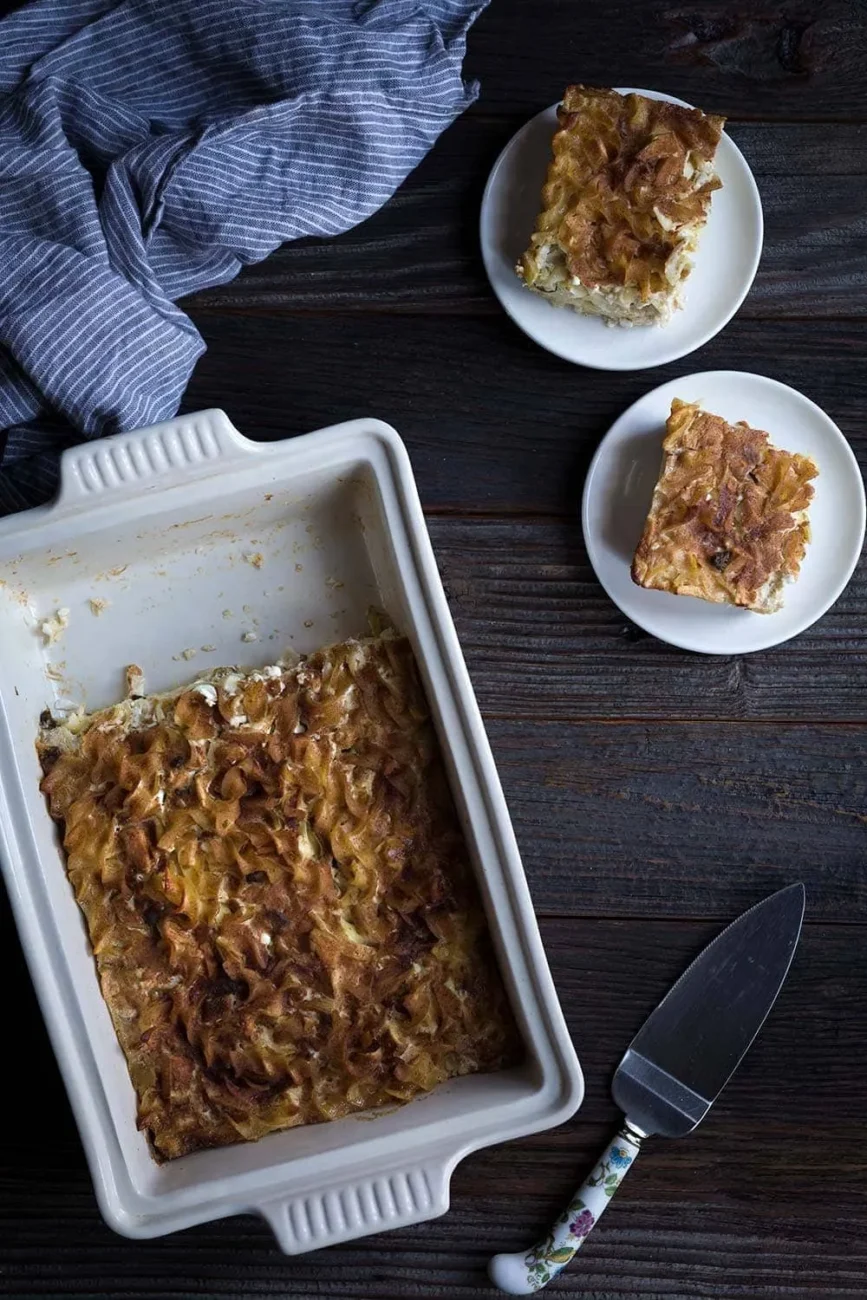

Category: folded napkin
[0, 0, 486, 513]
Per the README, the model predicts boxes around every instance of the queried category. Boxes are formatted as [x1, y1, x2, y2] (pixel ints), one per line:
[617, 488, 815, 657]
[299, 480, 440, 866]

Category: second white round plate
[582, 371, 865, 654]
[480, 89, 763, 371]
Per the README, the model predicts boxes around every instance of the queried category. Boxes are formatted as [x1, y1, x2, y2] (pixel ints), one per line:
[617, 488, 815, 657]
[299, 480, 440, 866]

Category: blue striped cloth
[0, 0, 486, 513]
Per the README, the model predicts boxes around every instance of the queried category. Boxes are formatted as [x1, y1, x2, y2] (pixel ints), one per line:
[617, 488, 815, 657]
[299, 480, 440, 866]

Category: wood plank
[428, 518, 867, 723]
[3, 1175, 865, 1300]
[185, 119, 867, 317]
[180, 315, 867, 515]
[465, 0, 867, 123]
[2, 915, 865, 1296]
[483, 719, 867, 920]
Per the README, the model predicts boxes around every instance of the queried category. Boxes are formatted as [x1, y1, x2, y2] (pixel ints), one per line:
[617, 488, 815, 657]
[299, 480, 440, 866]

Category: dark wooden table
[3, 2, 867, 1297]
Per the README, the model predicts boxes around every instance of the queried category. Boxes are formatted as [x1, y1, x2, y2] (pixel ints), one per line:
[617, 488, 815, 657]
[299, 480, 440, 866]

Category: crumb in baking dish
[517, 85, 725, 326]
[37, 634, 521, 1161]
[39, 607, 70, 644]
[631, 399, 818, 613]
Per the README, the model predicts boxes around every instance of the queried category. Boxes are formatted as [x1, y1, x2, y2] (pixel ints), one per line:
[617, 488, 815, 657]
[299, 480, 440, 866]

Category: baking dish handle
[56, 409, 254, 510]
[256, 1161, 451, 1255]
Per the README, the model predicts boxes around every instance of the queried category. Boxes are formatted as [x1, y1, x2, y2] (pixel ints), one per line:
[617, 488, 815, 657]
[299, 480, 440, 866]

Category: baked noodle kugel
[38, 633, 521, 1161]
[517, 85, 725, 326]
[632, 400, 818, 612]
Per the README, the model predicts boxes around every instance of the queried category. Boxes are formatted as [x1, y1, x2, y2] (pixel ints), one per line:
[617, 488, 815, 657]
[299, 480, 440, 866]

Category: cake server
[489, 883, 805, 1295]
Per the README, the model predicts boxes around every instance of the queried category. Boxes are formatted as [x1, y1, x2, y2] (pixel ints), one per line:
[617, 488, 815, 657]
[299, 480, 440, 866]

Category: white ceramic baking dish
[0, 410, 582, 1253]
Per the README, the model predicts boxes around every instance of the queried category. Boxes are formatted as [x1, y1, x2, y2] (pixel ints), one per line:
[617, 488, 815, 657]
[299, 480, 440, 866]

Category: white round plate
[480, 88, 763, 371]
[582, 371, 866, 654]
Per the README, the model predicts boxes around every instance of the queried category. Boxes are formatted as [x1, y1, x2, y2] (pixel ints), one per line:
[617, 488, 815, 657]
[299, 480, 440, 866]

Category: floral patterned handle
[488, 1121, 647, 1295]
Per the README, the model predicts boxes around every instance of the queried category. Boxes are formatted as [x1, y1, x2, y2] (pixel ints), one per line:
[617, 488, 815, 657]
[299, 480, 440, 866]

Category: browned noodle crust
[39, 636, 520, 1160]
[519, 85, 724, 302]
[632, 400, 817, 612]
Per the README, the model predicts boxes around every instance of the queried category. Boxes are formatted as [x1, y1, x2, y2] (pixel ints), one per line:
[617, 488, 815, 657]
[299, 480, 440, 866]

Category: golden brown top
[632, 400, 818, 612]
[520, 85, 724, 297]
[39, 636, 520, 1161]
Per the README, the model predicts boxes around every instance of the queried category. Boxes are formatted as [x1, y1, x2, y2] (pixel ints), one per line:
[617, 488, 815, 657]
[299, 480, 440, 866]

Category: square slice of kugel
[632, 399, 818, 613]
[517, 85, 725, 326]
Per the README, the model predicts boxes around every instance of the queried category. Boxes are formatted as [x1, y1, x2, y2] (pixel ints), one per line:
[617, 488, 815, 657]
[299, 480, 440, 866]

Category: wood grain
[486, 719, 867, 920]
[464, 0, 867, 122]
[3, 915, 865, 1297]
[5, 1183, 866, 1300]
[428, 519, 867, 722]
[181, 315, 867, 517]
[185, 118, 867, 318]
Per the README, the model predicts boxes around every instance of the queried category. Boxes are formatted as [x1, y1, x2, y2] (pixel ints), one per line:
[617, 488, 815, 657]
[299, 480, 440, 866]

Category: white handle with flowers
[488, 1121, 646, 1294]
